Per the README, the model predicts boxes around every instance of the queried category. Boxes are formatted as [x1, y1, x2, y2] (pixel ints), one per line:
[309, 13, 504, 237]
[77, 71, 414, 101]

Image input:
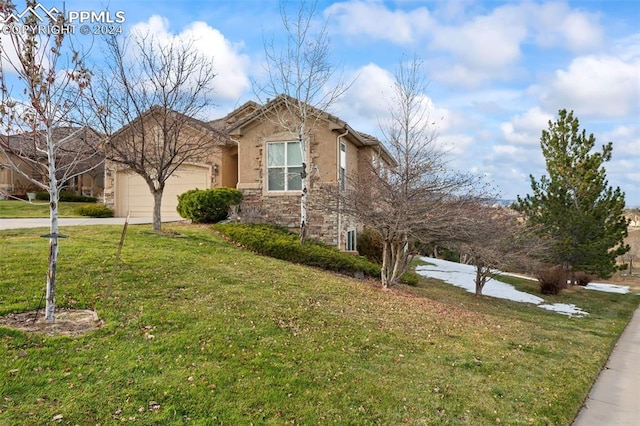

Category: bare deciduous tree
[254, 0, 349, 243]
[91, 32, 218, 231]
[0, 0, 100, 322]
[457, 205, 548, 296]
[344, 57, 490, 288]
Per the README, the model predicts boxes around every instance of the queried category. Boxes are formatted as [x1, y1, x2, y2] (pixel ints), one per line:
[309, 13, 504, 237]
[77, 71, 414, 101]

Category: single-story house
[102, 105, 237, 218]
[105, 95, 395, 250]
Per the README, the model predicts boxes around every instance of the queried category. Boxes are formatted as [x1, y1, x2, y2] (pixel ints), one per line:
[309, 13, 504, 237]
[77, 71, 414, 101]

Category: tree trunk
[299, 130, 308, 244]
[381, 237, 409, 288]
[45, 138, 59, 323]
[45, 195, 60, 323]
[152, 190, 163, 232]
[300, 162, 308, 244]
[474, 265, 484, 296]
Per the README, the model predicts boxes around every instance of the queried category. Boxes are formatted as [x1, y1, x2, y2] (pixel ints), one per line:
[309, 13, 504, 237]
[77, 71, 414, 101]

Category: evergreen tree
[515, 109, 629, 278]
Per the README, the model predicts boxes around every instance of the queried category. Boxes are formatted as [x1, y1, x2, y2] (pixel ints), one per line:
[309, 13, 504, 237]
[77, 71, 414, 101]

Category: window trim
[266, 141, 303, 192]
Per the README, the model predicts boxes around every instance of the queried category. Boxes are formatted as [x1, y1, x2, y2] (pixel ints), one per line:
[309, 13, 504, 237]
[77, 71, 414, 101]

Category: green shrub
[74, 204, 114, 218]
[177, 187, 242, 223]
[357, 227, 383, 264]
[400, 271, 422, 286]
[36, 191, 98, 203]
[215, 223, 381, 278]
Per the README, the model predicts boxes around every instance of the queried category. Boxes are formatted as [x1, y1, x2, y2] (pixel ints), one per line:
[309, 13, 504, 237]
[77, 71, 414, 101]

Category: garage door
[116, 165, 210, 218]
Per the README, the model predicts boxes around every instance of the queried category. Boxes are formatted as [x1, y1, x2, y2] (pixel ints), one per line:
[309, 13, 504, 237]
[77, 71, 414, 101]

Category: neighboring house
[0, 126, 104, 198]
[103, 106, 237, 218]
[105, 95, 395, 250]
[627, 212, 640, 229]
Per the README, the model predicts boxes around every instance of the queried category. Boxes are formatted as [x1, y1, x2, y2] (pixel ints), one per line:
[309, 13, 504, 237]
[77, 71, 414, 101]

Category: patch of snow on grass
[416, 257, 588, 317]
[584, 283, 630, 294]
[539, 303, 588, 316]
[416, 257, 543, 304]
[502, 272, 537, 281]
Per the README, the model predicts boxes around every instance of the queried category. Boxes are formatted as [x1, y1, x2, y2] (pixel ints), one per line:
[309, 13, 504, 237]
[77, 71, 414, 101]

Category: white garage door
[116, 165, 210, 218]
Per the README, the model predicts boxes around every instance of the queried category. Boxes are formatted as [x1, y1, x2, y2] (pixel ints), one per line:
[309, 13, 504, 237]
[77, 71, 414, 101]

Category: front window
[267, 141, 302, 191]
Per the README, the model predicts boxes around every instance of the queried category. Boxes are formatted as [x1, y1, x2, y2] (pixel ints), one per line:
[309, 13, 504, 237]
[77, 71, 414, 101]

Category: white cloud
[324, 0, 433, 44]
[601, 125, 640, 156]
[530, 1, 603, 51]
[431, 5, 526, 71]
[130, 15, 250, 103]
[493, 145, 518, 155]
[542, 55, 640, 117]
[333, 63, 394, 133]
[500, 107, 553, 146]
[560, 10, 603, 51]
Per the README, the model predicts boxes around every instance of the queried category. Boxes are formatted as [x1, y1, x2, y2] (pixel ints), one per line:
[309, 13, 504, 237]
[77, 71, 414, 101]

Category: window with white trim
[267, 141, 302, 191]
[346, 229, 356, 251]
[339, 141, 346, 190]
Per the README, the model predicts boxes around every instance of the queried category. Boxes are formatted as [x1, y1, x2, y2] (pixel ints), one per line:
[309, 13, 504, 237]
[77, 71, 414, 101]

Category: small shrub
[573, 271, 595, 286]
[177, 187, 243, 223]
[400, 271, 422, 286]
[74, 204, 114, 218]
[357, 227, 383, 264]
[215, 223, 381, 278]
[537, 266, 567, 295]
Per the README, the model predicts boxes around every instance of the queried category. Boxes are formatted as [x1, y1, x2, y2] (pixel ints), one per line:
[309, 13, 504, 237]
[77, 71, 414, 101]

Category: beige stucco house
[0, 127, 104, 198]
[105, 95, 395, 249]
[103, 106, 237, 218]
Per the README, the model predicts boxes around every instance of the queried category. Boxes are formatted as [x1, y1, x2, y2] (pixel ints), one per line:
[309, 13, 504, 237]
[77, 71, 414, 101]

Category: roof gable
[216, 94, 396, 166]
[111, 105, 233, 146]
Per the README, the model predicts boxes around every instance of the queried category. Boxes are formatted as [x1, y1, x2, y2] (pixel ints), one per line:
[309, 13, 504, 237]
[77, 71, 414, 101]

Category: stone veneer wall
[239, 181, 358, 249]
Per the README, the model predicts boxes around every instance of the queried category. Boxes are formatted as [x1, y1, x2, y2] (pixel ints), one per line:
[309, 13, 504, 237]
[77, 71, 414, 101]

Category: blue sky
[7, 0, 640, 206]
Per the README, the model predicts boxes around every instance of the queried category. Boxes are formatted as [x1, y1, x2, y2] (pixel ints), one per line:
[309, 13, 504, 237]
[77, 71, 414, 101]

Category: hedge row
[36, 191, 98, 203]
[74, 204, 114, 218]
[215, 223, 381, 278]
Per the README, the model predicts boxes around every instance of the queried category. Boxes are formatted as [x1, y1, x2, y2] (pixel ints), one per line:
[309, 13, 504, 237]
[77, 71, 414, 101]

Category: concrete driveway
[0, 217, 183, 230]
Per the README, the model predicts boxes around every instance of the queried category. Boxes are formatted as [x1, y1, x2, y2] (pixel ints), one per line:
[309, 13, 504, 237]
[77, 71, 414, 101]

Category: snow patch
[584, 283, 630, 294]
[539, 303, 588, 316]
[416, 257, 588, 317]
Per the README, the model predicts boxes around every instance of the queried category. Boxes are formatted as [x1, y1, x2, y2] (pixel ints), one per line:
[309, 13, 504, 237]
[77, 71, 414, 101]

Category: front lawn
[0, 224, 638, 424]
[0, 200, 87, 218]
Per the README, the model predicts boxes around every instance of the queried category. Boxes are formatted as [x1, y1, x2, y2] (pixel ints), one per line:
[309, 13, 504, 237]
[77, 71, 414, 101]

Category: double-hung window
[267, 141, 303, 191]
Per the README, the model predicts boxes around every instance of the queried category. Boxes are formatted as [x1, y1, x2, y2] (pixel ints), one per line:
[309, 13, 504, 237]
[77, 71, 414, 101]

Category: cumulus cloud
[500, 107, 554, 146]
[129, 15, 250, 103]
[335, 62, 455, 156]
[331, 63, 394, 134]
[539, 55, 640, 117]
[327, 1, 606, 87]
[603, 125, 640, 157]
[324, 0, 433, 44]
[430, 5, 526, 71]
[529, 1, 603, 51]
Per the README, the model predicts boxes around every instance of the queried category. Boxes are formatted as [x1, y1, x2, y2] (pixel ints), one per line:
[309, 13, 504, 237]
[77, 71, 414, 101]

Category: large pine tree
[516, 109, 629, 278]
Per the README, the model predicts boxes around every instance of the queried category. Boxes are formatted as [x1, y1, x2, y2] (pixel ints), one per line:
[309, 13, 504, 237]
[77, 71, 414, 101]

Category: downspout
[337, 128, 349, 249]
